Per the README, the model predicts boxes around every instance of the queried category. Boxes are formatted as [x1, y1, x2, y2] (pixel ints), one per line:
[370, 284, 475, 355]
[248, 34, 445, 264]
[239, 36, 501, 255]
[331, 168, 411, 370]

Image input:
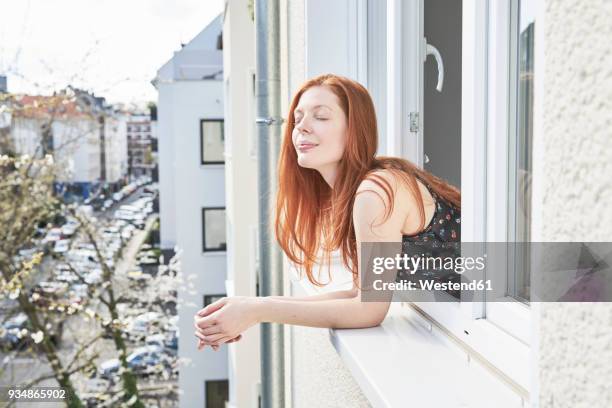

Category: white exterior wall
[536, 0, 612, 406]
[157, 84, 178, 249]
[104, 116, 128, 184]
[10, 116, 101, 183]
[157, 78, 227, 408]
[53, 119, 100, 183]
[10, 117, 42, 156]
[222, 1, 261, 408]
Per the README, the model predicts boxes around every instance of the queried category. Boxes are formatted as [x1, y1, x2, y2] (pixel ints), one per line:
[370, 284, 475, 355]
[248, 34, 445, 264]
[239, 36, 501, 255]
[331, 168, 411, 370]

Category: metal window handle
[425, 42, 444, 92]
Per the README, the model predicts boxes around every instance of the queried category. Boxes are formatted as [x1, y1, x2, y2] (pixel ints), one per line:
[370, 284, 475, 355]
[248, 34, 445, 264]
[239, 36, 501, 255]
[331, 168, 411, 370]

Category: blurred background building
[152, 13, 228, 408]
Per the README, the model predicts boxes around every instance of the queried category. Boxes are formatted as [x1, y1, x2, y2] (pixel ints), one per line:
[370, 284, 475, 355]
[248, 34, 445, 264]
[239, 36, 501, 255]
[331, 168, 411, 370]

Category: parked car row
[0, 312, 63, 351]
[97, 309, 178, 381]
[112, 176, 152, 203]
[113, 195, 154, 229]
[98, 344, 176, 380]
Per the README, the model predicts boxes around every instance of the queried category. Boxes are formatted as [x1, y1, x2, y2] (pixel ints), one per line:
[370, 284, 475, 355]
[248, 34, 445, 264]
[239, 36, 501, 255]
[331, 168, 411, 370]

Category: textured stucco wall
[290, 325, 372, 408]
[537, 0, 612, 407]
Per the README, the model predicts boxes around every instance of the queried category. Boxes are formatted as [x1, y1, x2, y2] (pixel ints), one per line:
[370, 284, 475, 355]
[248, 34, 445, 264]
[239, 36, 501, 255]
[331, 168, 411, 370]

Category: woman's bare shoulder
[356, 168, 399, 195]
[355, 168, 431, 219]
[353, 169, 405, 238]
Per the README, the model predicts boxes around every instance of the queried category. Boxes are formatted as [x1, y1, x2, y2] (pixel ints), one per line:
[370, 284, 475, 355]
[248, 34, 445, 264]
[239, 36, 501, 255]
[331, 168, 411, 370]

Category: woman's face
[292, 86, 348, 184]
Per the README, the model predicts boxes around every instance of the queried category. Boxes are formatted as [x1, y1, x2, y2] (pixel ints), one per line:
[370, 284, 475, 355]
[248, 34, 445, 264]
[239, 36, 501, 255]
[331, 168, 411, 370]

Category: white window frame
[304, 0, 535, 395]
[390, 0, 534, 393]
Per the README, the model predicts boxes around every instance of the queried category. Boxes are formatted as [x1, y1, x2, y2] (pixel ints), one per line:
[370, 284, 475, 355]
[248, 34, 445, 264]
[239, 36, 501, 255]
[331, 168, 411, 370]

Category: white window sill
[290, 268, 528, 408]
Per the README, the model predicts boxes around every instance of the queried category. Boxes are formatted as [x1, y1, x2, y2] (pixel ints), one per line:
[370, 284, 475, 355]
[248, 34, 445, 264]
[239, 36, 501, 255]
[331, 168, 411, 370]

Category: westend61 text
[373, 279, 493, 292]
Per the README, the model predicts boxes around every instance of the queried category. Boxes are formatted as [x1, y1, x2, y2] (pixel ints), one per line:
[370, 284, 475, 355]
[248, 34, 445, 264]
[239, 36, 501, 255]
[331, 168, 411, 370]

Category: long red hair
[275, 73, 460, 287]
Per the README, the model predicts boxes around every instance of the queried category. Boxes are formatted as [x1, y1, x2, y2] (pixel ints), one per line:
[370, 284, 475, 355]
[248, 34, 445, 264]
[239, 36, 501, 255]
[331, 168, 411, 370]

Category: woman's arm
[195, 170, 406, 345]
[194, 295, 389, 346]
[266, 287, 357, 302]
[255, 295, 388, 328]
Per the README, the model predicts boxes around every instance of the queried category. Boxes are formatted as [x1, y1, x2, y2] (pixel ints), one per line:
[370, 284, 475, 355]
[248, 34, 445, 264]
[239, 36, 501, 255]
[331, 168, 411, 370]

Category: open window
[384, 0, 534, 392]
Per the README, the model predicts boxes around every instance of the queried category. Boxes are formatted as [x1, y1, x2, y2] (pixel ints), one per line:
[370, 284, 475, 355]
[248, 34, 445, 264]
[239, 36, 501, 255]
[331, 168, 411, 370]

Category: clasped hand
[193, 296, 259, 351]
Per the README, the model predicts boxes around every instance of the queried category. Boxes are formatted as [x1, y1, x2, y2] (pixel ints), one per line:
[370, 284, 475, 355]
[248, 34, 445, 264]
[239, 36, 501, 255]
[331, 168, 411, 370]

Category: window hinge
[409, 112, 419, 132]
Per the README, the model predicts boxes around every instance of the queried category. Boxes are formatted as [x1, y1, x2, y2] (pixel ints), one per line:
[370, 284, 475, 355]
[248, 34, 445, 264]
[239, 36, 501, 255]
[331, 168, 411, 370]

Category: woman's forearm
[266, 288, 357, 302]
[253, 295, 389, 329]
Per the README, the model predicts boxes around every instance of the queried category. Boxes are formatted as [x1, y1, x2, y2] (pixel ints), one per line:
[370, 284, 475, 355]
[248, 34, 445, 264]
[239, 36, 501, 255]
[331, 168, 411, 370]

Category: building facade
[0, 89, 128, 199]
[126, 112, 158, 180]
[221, 1, 261, 407]
[219, 0, 612, 407]
[153, 13, 229, 408]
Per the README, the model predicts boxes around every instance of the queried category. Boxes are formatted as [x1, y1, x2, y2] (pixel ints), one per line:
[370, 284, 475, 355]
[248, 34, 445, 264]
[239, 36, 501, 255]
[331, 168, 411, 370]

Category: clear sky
[0, 0, 224, 105]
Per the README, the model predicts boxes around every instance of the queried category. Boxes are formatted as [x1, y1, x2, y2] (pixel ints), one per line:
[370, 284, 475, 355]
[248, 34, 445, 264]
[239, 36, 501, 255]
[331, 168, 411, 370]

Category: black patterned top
[398, 181, 461, 298]
[401, 185, 461, 244]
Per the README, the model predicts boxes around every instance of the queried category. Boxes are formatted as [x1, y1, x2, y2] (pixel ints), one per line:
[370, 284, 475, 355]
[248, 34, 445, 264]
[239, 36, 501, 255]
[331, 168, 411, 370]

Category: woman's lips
[297, 144, 318, 152]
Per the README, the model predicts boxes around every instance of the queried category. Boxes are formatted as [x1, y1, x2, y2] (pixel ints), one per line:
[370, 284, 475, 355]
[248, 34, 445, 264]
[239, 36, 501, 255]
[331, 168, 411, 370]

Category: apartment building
[152, 13, 229, 408]
[0, 88, 127, 198]
[220, 0, 612, 407]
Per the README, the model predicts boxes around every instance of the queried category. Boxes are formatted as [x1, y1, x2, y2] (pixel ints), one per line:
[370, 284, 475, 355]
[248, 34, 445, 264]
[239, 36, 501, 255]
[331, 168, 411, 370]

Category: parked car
[126, 345, 168, 376]
[0, 312, 63, 350]
[102, 199, 114, 211]
[30, 282, 69, 307]
[53, 239, 71, 254]
[55, 271, 78, 283]
[126, 312, 162, 340]
[42, 228, 62, 246]
[145, 334, 166, 349]
[121, 228, 133, 241]
[164, 329, 178, 353]
[98, 345, 166, 379]
[98, 358, 121, 380]
[114, 210, 135, 221]
[84, 269, 102, 285]
[127, 269, 151, 283]
[66, 249, 96, 264]
[61, 219, 79, 237]
[71, 283, 89, 297]
[18, 244, 41, 259]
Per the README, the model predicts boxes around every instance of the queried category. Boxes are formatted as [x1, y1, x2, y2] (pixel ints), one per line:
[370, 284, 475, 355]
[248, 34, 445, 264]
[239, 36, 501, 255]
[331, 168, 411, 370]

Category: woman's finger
[195, 331, 208, 342]
[197, 336, 224, 346]
[209, 335, 237, 347]
[195, 313, 221, 330]
[197, 325, 223, 336]
[197, 298, 227, 317]
[203, 332, 229, 344]
[226, 334, 243, 344]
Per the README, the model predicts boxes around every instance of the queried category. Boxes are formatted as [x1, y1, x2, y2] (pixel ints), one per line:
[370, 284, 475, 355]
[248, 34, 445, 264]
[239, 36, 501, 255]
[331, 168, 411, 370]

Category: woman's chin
[296, 158, 316, 169]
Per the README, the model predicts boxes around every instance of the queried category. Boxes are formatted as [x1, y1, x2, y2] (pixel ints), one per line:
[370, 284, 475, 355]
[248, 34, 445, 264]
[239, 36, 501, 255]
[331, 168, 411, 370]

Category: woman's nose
[295, 118, 311, 133]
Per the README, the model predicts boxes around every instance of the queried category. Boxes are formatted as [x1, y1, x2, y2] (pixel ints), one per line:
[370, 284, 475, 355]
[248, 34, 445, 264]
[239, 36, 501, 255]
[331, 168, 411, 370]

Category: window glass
[508, 0, 535, 303]
[205, 380, 229, 408]
[203, 294, 226, 308]
[201, 120, 225, 164]
[202, 208, 226, 252]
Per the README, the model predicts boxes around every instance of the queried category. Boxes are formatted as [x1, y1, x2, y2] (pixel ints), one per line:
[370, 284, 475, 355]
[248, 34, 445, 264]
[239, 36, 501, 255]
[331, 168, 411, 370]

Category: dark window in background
[203, 294, 226, 308]
[205, 380, 229, 408]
